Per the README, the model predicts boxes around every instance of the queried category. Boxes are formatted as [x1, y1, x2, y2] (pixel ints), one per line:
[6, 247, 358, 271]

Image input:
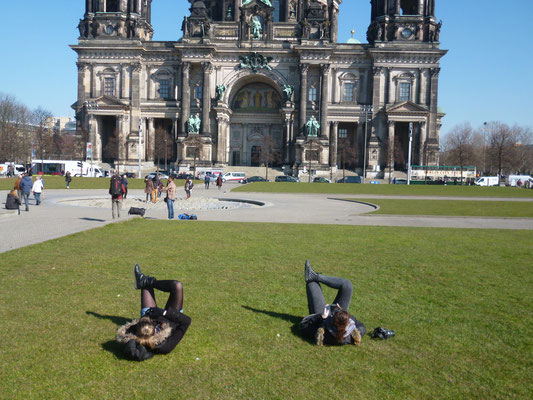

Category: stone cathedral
[72, 0, 446, 178]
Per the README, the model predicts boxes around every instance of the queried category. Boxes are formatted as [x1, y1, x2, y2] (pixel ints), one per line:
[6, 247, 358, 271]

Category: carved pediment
[241, 0, 274, 11]
[386, 101, 428, 114]
[94, 95, 130, 108]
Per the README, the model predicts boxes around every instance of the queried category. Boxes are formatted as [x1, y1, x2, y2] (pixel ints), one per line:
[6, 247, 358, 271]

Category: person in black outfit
[116, 265, 191, 361]
[5, 189, 21, 215]
[299, 260, 366, 346]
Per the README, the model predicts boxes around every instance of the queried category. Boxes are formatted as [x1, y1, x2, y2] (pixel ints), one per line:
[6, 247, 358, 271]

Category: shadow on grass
[79, 217, 107, 222]
[242, 305, 314, 344]
[86, 311, 130, 326]
[86, 311, 132, 359]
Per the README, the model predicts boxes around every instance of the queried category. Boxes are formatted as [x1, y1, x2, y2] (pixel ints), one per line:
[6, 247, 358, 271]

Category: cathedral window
[273, 0, 280, 22]
[338, 128, 348, 139]
[106, 0, 120, 13]
[194, 85, 203, 100]
[158, 79, 170, 99]
[400, 0, 418, 15]
[343, 83, 355, 102]
[399, 82, 411, 102]
[104, 77, 115, 96]
[308, 87, 318, 102]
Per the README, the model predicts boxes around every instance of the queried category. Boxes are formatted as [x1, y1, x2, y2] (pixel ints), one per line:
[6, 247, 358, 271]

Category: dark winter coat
[5, 193, 21, 210]
[20, 176, 33, 194]
[117, 308, 191, 361]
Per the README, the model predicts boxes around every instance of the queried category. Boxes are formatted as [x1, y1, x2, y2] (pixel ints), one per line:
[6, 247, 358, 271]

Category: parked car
[393, 178, 407, 184]
[313, 177, 332, 183]
[123, 172, 136, 178]
[145, 172, 169, 180]
[176, 173, 194, 180]
[222, 172, 246, 183]
[275, 175, 300, 182]
[336, 176, 362, 183]
[244, 176, 269, 183]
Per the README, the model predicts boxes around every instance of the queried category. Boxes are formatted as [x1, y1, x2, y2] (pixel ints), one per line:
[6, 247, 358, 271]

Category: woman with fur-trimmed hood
[117, 265, 191, 361]
[299, 260, 366, 346]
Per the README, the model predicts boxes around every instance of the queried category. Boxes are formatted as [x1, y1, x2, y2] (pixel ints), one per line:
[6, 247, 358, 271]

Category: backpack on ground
[128, 207, 146, 217]
[178, 213, 197, 220]
[110, 176, 123, 196]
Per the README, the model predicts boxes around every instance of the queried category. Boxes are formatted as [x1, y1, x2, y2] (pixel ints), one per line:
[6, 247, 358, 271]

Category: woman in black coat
[117, 265, 191, 361]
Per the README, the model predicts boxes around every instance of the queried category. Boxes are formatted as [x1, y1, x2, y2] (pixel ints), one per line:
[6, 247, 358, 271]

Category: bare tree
[32, 107, 54, 173]
[258, 133, 281, 180]
[77, 124, 90, 160]
[60, 135, 78, 160]
[0, 94, 31, 163]
[185, 134, 204, 175]
[511, 125, 533, 175]
[442, 123, 474, 183]
[486, 121, 517, 184]
[337, 136, 357, 181]
[103, 128, 120, 172]
[154, 127, 173, 170]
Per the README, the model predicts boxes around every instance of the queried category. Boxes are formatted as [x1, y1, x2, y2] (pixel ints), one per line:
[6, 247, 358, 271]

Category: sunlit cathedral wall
[72, 0, 446, 178]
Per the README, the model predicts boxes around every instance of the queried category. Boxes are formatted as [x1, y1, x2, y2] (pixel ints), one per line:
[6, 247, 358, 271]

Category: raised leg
[153, 280, 183, 311]
[318, 275, 353, 310]
[306, 281, 327, 315]
[141, 288, 157, 309]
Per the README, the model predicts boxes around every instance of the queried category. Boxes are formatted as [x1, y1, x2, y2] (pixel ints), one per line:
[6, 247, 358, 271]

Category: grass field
[233, 182, 533, 198]
[0, 176, 201, 191]
[345, 198, 533, 218]
[0, 220, 531, 399]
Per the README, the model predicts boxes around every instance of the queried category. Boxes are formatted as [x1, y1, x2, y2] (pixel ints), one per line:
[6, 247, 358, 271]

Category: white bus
[31, 160, 103, 177]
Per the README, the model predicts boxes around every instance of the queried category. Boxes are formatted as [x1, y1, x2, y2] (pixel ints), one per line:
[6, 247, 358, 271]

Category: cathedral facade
[72, 0, 446, 177]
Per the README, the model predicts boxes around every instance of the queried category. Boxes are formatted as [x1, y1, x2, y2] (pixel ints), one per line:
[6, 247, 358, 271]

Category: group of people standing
[117, 260, 366, 361]
[6, 173, 45, 214]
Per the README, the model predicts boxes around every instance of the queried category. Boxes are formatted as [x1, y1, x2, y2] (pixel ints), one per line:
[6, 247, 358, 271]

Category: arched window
[400, 0, 418, 15]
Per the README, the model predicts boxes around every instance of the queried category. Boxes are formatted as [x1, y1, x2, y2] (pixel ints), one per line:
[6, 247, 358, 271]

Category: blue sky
[0, 1, 532, 137]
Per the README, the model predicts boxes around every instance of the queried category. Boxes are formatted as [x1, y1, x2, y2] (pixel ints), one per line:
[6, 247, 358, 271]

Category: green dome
[346, 37, 361, 44]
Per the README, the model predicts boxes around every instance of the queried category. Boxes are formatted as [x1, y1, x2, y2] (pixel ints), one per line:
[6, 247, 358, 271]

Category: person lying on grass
[116, 265, 191, 361]
[299, 260, 366, 346]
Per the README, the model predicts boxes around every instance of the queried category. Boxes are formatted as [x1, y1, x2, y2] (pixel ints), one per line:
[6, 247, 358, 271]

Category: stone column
[283, 114, 292, 163]
[202, 62, 212, 135]
[148, 117, 155, 161]
[116, 116, 123, 162]
[180, 62, 191, 136]
[331, 3, 339, 43]
[89, 114, 100, 162]
[388, 120, 395, 169]
[90, 64, 96, 98]
[216, 114, 230, 164]
[416, 68, 422, 104]
[320, 64, 330, 139]
[87, 0, 92, 13]
[418, 121, 427, 164]
[371, 67, 382, 136]
[331, 121, 339, 168]
[299, 64, 309, 135]
[428, 68, 440, 139]
[77, 63, 89, 103]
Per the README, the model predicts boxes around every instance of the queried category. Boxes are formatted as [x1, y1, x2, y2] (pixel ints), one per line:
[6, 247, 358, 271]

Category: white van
[475, 176, 499, 186]
[0, 163, 25, 176]
[222, 172, 246, 183]
[507, 175, 532, 187]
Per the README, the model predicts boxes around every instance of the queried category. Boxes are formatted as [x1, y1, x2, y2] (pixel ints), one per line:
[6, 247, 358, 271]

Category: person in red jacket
[116, 264, 191, 361]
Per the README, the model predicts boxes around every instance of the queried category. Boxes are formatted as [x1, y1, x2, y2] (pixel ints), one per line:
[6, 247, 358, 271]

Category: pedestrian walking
[19, 173, 33, 212]
[204, 174, 210, 189]
[14, 175, 22, 199]
[216, 175, 222, 190]
[32, 176, 44, 206]
[161, 176, 177, 219]
[151, 176, 158, 202]
[122, 174, 129, 199]
[65, 171, 72, 188]
[184, 178, 194, 199]
[144, 177, 154, 202]
[109, 171, 126, 219]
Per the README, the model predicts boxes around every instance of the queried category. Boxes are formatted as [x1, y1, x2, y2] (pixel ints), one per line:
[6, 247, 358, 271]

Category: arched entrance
[229, 82, 283, 166]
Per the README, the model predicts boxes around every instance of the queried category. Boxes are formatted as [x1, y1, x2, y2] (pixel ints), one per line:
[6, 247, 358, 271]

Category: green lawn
[0, 220, 531, 399]
[0, 176, 201, 191]
[233, 182, 533, 198]
[345, 198, 533, 217]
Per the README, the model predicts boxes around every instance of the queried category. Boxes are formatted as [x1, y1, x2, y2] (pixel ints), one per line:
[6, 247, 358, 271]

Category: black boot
[134, 264, 156, 290]
[305, 259, 320, 283]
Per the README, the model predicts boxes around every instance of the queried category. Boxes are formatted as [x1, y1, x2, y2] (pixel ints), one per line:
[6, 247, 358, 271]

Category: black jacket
[117, 308, 191, 361]
[299, 313, 366, 345]
[5, 194, 21, 209]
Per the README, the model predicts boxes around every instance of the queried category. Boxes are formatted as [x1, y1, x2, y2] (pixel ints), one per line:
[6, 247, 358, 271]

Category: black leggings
[306, 275, 352, 315]
[141, 280, 183, 312]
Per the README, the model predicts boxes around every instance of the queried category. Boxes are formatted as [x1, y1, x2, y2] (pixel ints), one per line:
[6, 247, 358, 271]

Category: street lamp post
[483, 121, 487, 175]
[138, 118, 143, 179]
[407, 122, 413, 185]
[362, 105, 373, 183]
[84, 101, 98, 176]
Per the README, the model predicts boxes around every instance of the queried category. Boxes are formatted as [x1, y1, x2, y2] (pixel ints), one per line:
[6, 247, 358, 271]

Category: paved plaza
[1, 183, 532, 253]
